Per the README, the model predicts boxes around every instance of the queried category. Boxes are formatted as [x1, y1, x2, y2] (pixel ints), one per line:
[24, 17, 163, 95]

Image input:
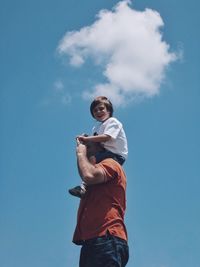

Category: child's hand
[76, 135, 88, 143]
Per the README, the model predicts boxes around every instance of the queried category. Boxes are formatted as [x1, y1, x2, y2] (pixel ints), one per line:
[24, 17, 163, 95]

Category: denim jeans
[79, 234, 129, 267]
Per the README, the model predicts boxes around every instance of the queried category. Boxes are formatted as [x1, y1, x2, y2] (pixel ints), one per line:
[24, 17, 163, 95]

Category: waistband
[81, 232, 127, 246]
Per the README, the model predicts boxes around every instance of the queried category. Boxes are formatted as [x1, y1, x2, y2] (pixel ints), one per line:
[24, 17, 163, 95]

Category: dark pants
[95, 150, 126, 165]
[79, 234, 129, 267]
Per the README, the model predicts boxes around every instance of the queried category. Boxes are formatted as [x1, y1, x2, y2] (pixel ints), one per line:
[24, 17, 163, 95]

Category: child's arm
[78, 134, 111, 143]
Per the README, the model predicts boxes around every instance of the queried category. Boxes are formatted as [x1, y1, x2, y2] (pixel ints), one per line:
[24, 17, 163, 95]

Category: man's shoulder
[101, 157, 120, 164]
[97, 159, 126, 182]
[97, 158, 123, 173]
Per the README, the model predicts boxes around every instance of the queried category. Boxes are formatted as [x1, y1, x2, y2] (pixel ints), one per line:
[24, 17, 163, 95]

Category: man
[72, 138, 129, 267]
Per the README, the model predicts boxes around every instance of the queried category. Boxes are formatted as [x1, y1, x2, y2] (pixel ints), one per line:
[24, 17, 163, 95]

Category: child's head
[90, 96, 113, 122]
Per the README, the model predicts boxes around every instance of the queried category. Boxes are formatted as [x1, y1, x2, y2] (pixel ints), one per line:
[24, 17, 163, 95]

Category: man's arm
[76, 142, 106, 185]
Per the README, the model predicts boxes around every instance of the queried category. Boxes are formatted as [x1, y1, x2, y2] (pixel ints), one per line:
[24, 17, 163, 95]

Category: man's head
[85, 141, 104, 163]
[90, 96, 113, 122]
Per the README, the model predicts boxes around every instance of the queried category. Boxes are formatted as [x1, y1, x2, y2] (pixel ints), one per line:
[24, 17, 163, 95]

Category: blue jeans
[79, 234, 129, 267]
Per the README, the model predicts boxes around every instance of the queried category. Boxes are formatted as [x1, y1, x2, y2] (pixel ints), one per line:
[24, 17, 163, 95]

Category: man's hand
[76, 137, 87, 156]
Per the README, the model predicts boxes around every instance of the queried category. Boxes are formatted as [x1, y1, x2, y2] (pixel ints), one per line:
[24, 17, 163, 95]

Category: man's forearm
[76, 142, 105, 184]
[77, 152, 105, 185]
[77, 153, 95, 182]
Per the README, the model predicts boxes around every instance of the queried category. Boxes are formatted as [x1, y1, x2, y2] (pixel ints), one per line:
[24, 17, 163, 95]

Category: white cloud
[57, 0, 178, 106]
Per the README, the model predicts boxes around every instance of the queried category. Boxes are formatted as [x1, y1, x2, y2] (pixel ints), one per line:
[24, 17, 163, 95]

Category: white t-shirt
[92, 117, 128, 159]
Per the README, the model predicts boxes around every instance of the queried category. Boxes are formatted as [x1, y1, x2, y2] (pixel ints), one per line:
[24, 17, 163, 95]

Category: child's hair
[90, 96, 114, 118]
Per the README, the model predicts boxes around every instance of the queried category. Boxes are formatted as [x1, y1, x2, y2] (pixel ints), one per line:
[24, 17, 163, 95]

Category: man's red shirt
[73, 158, 128, 244]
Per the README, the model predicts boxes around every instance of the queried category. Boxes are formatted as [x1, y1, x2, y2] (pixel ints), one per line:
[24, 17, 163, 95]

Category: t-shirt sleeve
[96, 159, 118, 182]
[104, 119, 122, 139]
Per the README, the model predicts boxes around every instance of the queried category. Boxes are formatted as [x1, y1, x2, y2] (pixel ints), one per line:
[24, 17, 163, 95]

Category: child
[69, 96, 128, 198]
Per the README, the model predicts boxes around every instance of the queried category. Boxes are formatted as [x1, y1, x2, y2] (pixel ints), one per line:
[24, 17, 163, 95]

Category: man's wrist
[77, 152, 86, 158]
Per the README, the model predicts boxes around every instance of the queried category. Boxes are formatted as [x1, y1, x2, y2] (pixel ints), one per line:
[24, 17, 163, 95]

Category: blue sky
[0, 0, 199, 266]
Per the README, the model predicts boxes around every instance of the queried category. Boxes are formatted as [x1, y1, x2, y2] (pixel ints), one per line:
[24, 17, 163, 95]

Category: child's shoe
[68, 186, 86, 198]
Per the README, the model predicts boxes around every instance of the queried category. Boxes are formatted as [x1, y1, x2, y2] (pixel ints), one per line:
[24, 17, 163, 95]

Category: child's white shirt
[92, 117, 128, 159]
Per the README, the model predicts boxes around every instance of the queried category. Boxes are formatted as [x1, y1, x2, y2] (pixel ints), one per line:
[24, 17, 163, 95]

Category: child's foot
[68, 186, 86, 198]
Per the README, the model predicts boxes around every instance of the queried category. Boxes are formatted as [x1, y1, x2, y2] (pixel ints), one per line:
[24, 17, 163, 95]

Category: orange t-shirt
[73, 158, 128, 245]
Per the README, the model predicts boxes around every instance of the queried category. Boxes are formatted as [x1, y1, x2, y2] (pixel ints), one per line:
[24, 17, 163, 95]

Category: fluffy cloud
[57, 0, 178, 106]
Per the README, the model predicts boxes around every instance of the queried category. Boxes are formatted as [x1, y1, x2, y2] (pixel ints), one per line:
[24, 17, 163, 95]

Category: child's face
[92, 103, 110, 122]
